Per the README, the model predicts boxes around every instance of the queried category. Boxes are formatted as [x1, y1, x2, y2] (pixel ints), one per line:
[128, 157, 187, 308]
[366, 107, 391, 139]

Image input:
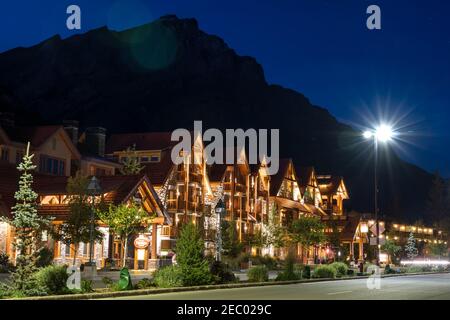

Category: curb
[7, 271, 450, 300]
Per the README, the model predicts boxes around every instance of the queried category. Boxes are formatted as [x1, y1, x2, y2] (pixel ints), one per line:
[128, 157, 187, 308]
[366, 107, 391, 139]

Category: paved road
[113, 273, 450, 300]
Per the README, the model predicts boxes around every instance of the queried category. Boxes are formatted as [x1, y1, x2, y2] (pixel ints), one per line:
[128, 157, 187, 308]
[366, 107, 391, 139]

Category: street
[112, 273, 450, 300]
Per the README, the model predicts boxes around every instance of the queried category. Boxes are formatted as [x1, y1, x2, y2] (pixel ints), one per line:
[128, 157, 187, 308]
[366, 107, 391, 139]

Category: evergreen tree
[2, 143, 52, 293]
[175, 223, 212, 286]
[405, 232, 418, 260]
[221, 220, 243, 258]
[120, 144, 144, 175]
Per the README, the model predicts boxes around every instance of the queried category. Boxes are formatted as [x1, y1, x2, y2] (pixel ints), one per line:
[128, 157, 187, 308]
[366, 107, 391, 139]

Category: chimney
[63, 120, 79, 146]
[85, 127, 106, 157]
[0, 112, 15, 128]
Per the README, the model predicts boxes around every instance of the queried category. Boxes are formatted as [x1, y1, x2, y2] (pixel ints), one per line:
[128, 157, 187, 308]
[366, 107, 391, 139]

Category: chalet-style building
[0, 160, 170, 269]
[105, 131, 214, 259]
[1, 116, 448, 269]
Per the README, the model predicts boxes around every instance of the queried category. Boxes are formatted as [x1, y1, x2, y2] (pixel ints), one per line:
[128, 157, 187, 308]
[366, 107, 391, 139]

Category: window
[39, 155, 66, 176]
[150, 155, 160, 162]
[0, 147, 9, 161]
[140, 156, 149, 163]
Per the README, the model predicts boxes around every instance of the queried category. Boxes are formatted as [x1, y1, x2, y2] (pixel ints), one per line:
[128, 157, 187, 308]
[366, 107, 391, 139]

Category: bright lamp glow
[363, 131, 373, 139]
[375, 124, 393, 142]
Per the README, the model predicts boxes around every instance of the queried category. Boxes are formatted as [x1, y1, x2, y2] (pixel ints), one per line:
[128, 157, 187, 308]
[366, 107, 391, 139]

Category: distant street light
[364, 124, 394, 266]
[87, 176, 102, 266]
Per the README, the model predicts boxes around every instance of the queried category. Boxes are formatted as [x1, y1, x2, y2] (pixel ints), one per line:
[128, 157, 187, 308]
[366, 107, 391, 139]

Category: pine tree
[175, 223, 212, 286]
[405, 232, 418, 260]
[120, 144, 144, 175]
[5, 143, 52, 293]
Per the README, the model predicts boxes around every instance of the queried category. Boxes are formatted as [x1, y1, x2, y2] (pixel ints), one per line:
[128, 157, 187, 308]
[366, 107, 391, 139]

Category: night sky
[1, 0, 449, 176]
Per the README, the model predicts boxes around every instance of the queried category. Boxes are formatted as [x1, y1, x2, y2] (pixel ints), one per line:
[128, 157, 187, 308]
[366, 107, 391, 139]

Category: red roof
[0, 163, 167, 221]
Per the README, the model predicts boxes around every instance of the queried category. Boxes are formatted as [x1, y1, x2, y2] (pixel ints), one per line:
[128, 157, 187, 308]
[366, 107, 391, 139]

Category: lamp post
[215, 199, 226, 262]
[87, 176, 102, 266]
[364, 125, 393, 266]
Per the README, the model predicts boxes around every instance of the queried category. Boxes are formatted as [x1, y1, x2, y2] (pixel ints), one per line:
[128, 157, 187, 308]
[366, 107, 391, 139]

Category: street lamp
[87, 176, 102, 266]
[215, 198, 226, 262]
[363, 124, 394, 266]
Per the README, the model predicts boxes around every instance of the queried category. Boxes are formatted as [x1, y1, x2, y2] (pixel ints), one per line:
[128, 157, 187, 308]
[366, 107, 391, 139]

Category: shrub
[81, 280, 94, 293]
[36, 247, 54, 268]
[251, 255, 277, 270]
[247, 265, 269, 282]
[302, 265, 311, 279]
[210, 261, 237, 284]
[313, 265, 337, 279]
[134, 278, 154, 289]
[153, 265, 183, 288]
[0, 252, 14, 273]
[0, 282, 12, 298]
[363, 263, 377, 274]
[34, 265, 69, 295]
[102, 276, 114, 289]
[275, 254, 301, 281]
[406, 266, 425, 273]
[330, 262, 348, 277]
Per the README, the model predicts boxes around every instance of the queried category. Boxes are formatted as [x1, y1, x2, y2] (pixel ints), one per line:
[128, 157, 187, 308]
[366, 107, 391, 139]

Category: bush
[251, 255, 277, 270]
[153, 265, 183, 288]
[36, 247, 54, 268]
[134, 278, 154, 289]
[302, 265, 311, 279]
[406, 266, 426, 273]
[0, 252, 14, 273]
[275, 254, 301, 281]
[247, 265, 269, 282]
[102, 276, 114, 289]
[330, 262, 348, 277]
[81, 280, 94, 293]
[313, 265, 337, 279]
[34, 265, 69, 295]
[210, 261, 237, 284]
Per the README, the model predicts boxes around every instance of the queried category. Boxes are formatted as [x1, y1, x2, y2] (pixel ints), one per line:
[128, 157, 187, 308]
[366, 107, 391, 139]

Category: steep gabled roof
[317, 175, 349, 199]
[269, 158, 292, 196]
[141, 149, 176, 186]
[0, 125, 81, 159]
[0, 162, 169, 223]
[296, 166, 315, 189]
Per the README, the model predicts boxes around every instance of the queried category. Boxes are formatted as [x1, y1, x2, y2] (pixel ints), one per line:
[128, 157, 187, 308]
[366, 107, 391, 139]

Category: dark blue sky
[1, 0, 450, 175]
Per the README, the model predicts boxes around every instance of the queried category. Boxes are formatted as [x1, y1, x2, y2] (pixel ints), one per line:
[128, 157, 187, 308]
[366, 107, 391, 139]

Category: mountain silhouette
[0, 15, 433, 223]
